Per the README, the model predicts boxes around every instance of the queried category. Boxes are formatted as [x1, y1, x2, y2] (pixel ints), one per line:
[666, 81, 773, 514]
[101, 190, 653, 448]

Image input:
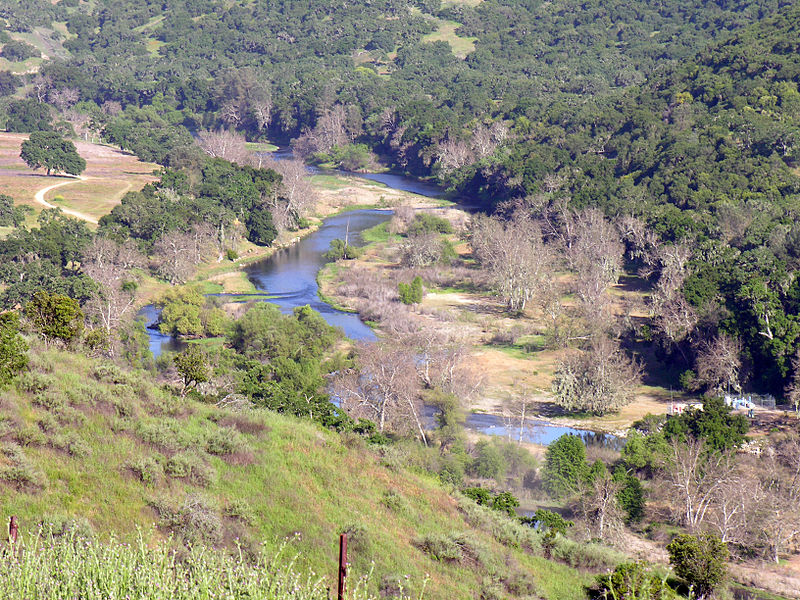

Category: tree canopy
[20, 131, 86, 176]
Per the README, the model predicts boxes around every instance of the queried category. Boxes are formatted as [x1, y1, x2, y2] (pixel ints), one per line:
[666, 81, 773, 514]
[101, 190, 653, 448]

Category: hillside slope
[0, 344, 605, 600]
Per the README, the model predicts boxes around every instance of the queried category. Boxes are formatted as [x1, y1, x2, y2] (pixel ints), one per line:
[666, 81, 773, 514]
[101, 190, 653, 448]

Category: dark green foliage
[398, 276, 423, 305]
[590, 561, 675, 600]
[1, 40, 39, 61]
[324, 238, 361, 261]
[24, 290, 84, 345]
[542, 434, 587, 498]
[663, 397, 748, 452]
[524, 509, 574, 558]
[230, 303, 341, 423]
[667, 533, 728, 599]
[0, 312, 27, 386]
[470, 439, 506, 480]
[5, 99, 52, 132]
[490, 491, 520, 517]
[174, 345, 209, 397]
[406, 213, 452, 236]
[20, 132, 86, 176]
[462, 486, 492, 506]
[0, 194, 28, 227]
[244, 207, 277, 246]
[0, 70, 21, 96]
[613, 467, 646, 523]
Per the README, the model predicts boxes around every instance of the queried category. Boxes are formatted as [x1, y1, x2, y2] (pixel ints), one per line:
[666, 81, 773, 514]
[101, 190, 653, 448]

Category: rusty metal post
[337, 533, 348, 600]
[8, 516, 18, 544]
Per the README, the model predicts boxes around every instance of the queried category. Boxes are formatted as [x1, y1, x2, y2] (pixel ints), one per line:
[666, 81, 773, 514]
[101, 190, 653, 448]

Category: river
[139, 166, 622, 447]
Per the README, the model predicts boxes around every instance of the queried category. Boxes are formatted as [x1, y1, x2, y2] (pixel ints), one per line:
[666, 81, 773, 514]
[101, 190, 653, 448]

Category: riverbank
[133, 169, 451, 309]
[316, 208, 678, 435]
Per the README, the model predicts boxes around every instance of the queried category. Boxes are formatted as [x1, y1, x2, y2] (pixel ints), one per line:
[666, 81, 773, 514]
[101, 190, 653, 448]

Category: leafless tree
[400, 232, 443, 268]
[292, 104, 362, 156]
[332, 342, 427, 444]
[569, 209, 624, 309]
[258, 155, 317, 229]
[81, 238, 145, 338]
[434, 137, 472, 174]
[695, 333, 743, 394]
[658, 438, 737, 531]
[47, 87, 79, 112]
[152, 225, 215, 284]
[471, 213, 553, 312]
[576, 470, 624, 541]
[552, 337, 641, 414]
[197, 129, 249, 163]
[755, 442, 800, 563]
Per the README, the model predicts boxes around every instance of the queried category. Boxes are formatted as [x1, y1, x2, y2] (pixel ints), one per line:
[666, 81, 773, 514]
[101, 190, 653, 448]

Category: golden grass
[422, 19, 477, 58]
[0, 132, 158, 221]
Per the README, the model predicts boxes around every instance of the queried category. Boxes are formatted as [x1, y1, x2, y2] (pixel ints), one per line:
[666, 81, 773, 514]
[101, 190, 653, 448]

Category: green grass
[421, 20, 478, 58]
[310, 174, 350, 190]
[0, 346, 623, 599]
[360, 221, 397, 244]
[245, 141, 280, 152]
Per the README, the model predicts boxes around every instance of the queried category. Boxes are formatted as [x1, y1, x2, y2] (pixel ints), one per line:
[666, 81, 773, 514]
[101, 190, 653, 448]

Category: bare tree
[755, 442, 800, 563]
[258, 155, 317, 229]
[785, 348, 800, 415]
[552, 337, 641, 414]
[400, 232, 443, 268]
[695, 333, 743, 394]
[332, 342, 427, 444]
[81, 238, 145, 339]
[152, 225, 214, 284]
[569, 209, 624, 309]
[434, 137, 472, 174]
[659, 438, 737, 532]
[197, 129, 249, 163]
[471, 213, 553, 312]
[576, 470, 624, 541]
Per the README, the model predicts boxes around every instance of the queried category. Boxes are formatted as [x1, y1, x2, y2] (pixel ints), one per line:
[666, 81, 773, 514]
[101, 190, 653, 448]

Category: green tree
[542, 434, 588, 498]
[5, 99, 52, 132]
[663, 397, 748, 452]
[0, 312, 28, 386]
[667, 533, 728, 600]
[157, 286, 205, 337]
[20, 132, 86, 176]
[0, 194, 31, 227]
[24, 290, 84, 345]
[471, 439, 506, 480]
[1, 40, 39, 62]
[398, 276, 423, 304]
[174, 345, 209, 397]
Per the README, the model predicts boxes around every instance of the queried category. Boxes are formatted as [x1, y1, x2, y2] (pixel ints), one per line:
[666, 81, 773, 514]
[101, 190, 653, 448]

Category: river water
[138, 166, 621, 447]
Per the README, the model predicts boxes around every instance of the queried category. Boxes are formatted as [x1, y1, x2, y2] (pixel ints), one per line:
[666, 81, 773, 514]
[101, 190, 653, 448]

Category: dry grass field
[0, 132, 158, 226]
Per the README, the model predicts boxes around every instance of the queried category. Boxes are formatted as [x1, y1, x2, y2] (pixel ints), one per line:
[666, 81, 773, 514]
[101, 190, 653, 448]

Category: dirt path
[33, 175, 99, 224]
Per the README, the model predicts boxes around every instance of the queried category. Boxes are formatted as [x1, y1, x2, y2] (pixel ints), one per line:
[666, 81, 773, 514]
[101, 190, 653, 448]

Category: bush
[150, 494, 222, 545]
[324, 238, 361, 261]
[165, 451, 216, 487]
[398, 276, 423, 304]
[0, 442, 45, 490]
[50, 432, 91, 457]
[204, 427, 247, 456]
[667, 533, 728, 599]
[590, 561, 676, 600]
[416, 533, 484, 565]
[129, 456, 164, 485]
[542, 434, 588, 498]
[406, 213, 453, 236]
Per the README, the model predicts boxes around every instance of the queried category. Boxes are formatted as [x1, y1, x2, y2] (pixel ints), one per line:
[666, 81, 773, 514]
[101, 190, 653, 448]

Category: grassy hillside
[0, 344, 614, 600]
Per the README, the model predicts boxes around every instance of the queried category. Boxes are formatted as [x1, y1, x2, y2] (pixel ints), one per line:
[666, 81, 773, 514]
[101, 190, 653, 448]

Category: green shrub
[667, 533, 728, 599]
[150, 494, 222, 545]
[224, 498, 254, 524]
[590, 561, 676, 600]
[406, 213, 453, 236]
[129, 456, 164, 486]
[0, 442, 45, 490]
[398, 276, 424, 304]
[204, 427, 247, 456]
[50, 432, 91, 457]
[542, 434, 588, 498]
[470, 440, 506, 480]
[165, 451, 216, 487]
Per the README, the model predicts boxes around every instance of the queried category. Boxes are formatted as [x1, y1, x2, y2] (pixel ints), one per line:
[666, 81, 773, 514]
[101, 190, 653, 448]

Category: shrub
[471, 440, 506, 480]
[150, 494, 222, 545]
[224, 499, 254, 524]
[165, 451, 216, 487]
[406, 213, 453, 236]
[550, 538, 625, 571]
[590, 561, 676, 600]
[1, 40, 39, 61]
[50, 432, 91, 457]
[129, 456, 164, 486]
[667, 533, 728, 599]
[204, 427, 247, 456]
[398, 276, 423, 304]
[0, 442, 45, 490]
[542, 434, 588, 498]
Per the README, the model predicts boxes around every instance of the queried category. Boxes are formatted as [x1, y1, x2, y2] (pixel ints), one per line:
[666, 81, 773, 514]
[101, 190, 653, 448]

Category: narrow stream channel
[138, 166, 622, 447]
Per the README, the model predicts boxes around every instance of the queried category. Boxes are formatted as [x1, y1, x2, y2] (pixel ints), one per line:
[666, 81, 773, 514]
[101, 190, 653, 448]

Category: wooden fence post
[8, 516, 18, 544]
[337, 533, 348, 600]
